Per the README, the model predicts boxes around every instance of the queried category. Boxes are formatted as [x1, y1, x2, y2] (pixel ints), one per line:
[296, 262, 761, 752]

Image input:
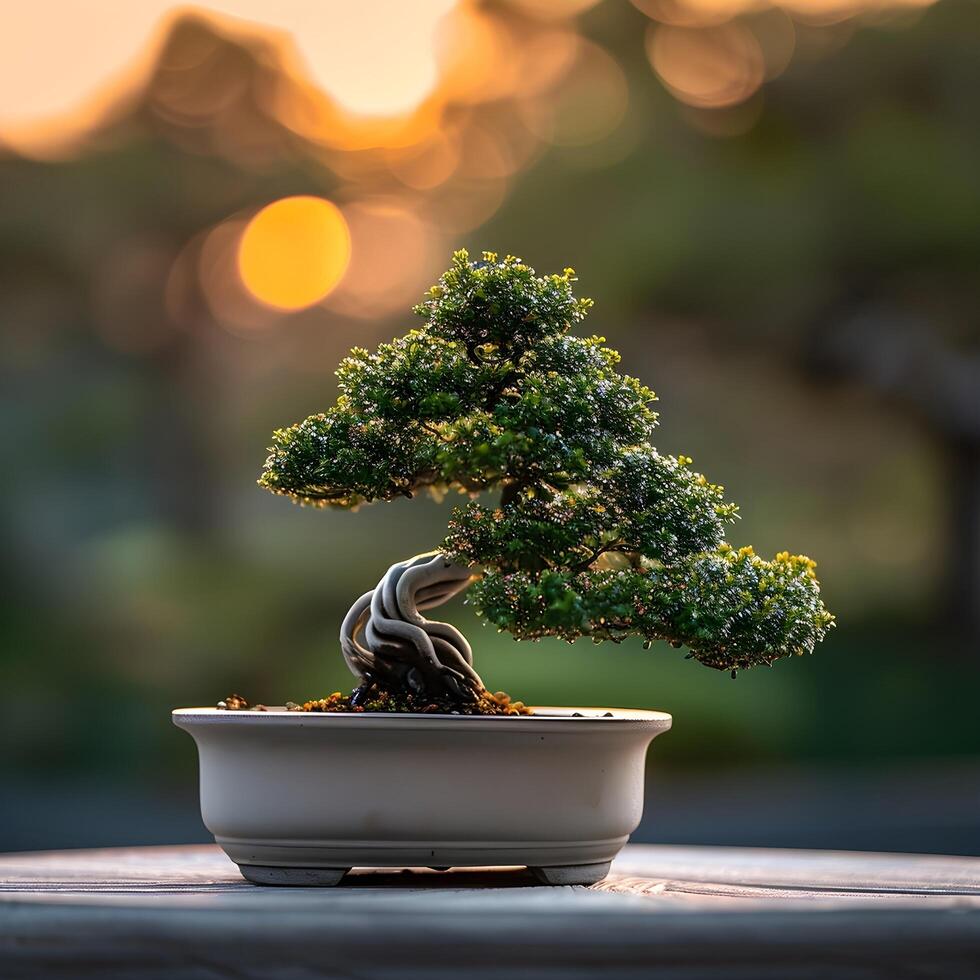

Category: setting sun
[237, 196, 351, 311]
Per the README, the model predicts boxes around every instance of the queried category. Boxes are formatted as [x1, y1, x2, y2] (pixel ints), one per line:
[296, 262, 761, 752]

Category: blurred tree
[806, 297, 980, 642]
[488, 0, 980, 641]
[0, 0, 977, 779]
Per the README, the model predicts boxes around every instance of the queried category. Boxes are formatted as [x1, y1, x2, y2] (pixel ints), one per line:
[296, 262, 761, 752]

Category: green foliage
[413, 250, 593, 352]
[472, 547, 834, 672]
[258, 409, 437, 507]
[444, 449, 735, 572]
[261, 249, 833, 671]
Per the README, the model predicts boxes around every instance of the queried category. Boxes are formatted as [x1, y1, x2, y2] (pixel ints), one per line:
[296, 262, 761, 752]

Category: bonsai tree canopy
[261, 251, 833, 707]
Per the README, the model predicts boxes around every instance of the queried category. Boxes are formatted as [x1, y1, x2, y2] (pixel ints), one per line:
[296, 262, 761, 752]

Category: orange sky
[0, 0, 937, 157]
[0, 0, 459, 155]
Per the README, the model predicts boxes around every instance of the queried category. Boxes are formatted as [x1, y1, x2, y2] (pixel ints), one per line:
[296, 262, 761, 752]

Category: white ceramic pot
[172, 706, 671, 886]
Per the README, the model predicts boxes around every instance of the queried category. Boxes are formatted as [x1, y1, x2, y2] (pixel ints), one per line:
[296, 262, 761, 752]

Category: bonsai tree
[260, 251, 833, 711]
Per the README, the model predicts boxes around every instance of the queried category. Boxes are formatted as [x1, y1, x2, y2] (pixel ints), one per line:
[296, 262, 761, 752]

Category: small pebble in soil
[217, 693, 249, 710]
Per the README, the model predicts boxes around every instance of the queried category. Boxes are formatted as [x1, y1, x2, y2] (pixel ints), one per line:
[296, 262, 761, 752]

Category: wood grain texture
[1, 844, 979, 978]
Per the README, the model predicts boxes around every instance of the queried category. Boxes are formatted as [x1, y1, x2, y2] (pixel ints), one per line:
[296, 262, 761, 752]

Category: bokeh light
[327, 200, 436, 319]
[197, 220, 277, 332]
[753, 8, 797, 80]
[633, 0, 939, 114]
[646, 22, 766, 109]
[526, 40, 630, 147]
[270, 0, 456, 116]
[0, 0, 459, 157]
[387, 131, 460, 190]
[631, 0, 736, 28]
[237, 197, 351, 311]
[0, 0, 944, 162]
[435, 7, 519, 106]
[0, 1, 163, 157]
[505, 0, 603, 20]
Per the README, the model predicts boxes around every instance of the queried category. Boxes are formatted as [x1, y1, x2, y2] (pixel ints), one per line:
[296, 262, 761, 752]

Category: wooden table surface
[1, 843, 979, 978]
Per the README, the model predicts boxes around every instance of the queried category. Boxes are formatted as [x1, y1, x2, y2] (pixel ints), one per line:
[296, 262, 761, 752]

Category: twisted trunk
[340, 552, 484, 704]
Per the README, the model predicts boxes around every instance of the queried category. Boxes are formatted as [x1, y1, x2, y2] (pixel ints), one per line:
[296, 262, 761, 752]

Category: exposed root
[340, 552, 486, 703]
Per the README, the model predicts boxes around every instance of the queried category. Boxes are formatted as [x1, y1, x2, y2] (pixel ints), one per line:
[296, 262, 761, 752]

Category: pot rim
[172, 705, 671, 732]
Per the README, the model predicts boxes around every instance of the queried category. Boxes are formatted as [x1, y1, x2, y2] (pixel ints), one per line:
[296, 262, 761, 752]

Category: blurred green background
[2, 0, 979, 853]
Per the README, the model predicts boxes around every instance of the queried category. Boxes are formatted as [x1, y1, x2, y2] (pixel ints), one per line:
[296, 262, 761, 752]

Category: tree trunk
[339, 552, 485, 703]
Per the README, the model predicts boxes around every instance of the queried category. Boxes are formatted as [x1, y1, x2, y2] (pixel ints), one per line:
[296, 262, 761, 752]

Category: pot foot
[238, 864, 350, 887]
[529, 861, 612, 885]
